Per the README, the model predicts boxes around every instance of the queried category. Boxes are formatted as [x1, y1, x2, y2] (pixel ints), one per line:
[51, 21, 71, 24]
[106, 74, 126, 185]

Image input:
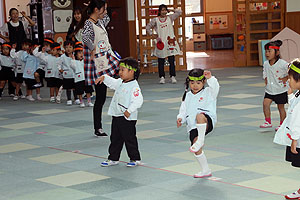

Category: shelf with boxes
[193, 23, 206, 51]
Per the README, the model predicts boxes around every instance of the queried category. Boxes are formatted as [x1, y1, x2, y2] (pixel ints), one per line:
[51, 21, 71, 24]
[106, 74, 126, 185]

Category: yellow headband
[120, 62, 137, 72]
[189, 75, 204, 81]
[290, 64, 300, 74]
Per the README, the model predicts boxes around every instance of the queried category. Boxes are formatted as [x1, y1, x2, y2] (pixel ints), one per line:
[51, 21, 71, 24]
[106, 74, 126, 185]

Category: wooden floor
[187, 49, 234, 70]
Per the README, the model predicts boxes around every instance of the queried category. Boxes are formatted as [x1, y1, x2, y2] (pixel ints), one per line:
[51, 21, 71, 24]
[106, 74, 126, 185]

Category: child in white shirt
[96, 58, 143, 167]
[177, 69, 219, 178]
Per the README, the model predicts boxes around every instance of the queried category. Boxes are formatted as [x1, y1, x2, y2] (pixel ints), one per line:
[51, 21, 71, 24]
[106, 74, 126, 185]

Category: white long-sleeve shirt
[274, 91, 300, 147]
[263, 59, 289, 95]
[59, 54, 74, 79]
[177, 76, 220, 132]
[10, 49, 25, 74]
[33, 47, 62, 79]
[70, 59, 85, 83]
[103, 75, 143, 120]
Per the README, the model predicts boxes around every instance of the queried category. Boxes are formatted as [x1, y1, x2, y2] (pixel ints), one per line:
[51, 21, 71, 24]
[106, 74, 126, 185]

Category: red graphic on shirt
[199, 97, 204, 101]
[276, 70, 279, 73]
[287, 133, 292, 140]
[167, 36, 176, 50]
[78, 75, 80, 78]
[133, 89, 140, 97]
[48, 70, 51, 74]
[64, 72, 67, 75]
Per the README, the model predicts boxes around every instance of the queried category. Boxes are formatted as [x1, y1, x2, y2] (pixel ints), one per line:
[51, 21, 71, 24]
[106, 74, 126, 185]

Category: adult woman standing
[0, 8, 35, 51]
[146, 4, 182, 84]
[66, 7, 83, 42]
[75, 0, 119, 137]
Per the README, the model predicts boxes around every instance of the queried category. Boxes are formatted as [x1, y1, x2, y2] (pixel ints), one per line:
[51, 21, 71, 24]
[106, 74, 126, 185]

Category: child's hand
[204, 70, 212, 79]
[20, 11, 27, 17]
[124, 110, 131, 118]
[291, 140, 298, 154]
[59, 69, 64, 73]
[279, 76, 288, 84]
[12, 44, 17, 49]
[177, 118, 182, 128]
[156, 37, 162, 42]
[41, 46, 46, 53]
[95, 75, 105, 85]
[71, 54, 75, 60]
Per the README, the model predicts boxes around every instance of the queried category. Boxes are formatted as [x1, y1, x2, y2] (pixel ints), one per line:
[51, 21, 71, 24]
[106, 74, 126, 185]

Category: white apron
[92, 22, 117, 73]
[154, 16, 180, 58]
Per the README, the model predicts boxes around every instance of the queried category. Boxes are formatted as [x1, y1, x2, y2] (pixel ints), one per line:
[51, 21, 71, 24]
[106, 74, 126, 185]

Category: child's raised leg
[190, 113, 207, 153]
[260, 98, 273, 128]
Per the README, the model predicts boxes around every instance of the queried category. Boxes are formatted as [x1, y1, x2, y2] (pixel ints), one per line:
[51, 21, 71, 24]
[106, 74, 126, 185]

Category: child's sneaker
[193, 170, 212, 178]
[159, 77, 165, 84]
[80, 102, 85, 108]
[126, 160, 141, 167]
[285, 188, 300, 199]
[33, 83, 42, 88]
[20, 95, 26, 99]
[13, 95, 19, 101]
[74, 99, 80, 105]
[37, 96, 42, 101]
[87, 102, 94, 107]
[275, 125, 281, 132]
[67, 100, 72, 106]
[26, 96, 35, 101]
[101, 160, 119, 167]
[50, 97, 56, 103]
[259, 121, 272, 128]
[171, 76, 177, 84]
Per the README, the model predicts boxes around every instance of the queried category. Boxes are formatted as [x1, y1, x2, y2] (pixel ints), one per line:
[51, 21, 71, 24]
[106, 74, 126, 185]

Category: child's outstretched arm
[126, 87, 143, 118]
[96, 74, 122, 90]
[204, 71, 220, 99]
[33, 46, 48, 63]
[177, 101, 187, 128]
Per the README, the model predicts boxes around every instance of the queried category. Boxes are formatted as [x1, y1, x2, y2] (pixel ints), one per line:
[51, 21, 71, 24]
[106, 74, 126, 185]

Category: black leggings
[93, 83, 107, 130]
[158, 55, 176, 78]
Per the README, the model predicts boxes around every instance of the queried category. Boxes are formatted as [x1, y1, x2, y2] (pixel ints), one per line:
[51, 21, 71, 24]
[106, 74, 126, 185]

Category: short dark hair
[119, 57, 140, 80]
[51, 42, 61, 50]
[264, 40, 282, 60]
[64, 40, 74, 47]
[288, 58, 300, 82]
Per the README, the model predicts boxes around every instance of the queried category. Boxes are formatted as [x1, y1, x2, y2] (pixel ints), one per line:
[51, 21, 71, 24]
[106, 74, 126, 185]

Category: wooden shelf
[250, 19, 281, 24]
[249, 29, 281, 34]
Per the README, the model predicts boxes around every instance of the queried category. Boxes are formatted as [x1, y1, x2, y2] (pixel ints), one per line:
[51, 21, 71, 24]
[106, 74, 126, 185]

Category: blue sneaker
[126, 160, 141, 167]
[101, 160, 119, 167]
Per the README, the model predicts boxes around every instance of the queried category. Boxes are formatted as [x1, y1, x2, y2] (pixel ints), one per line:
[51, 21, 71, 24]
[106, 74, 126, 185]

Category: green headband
[189, 75, 205, 81]
[290, 64, 300, 74]
[120, 62, 137, 72]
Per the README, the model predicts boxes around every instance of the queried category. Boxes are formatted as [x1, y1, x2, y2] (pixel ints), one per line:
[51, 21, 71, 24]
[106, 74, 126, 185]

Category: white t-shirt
[0, 20, 30, 37]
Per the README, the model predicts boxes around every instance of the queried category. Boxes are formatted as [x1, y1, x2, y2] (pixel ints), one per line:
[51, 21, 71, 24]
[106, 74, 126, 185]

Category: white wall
[287, 0, 300, 12]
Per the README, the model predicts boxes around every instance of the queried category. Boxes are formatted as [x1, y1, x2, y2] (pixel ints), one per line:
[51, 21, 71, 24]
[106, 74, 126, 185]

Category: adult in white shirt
[0, 8, 35, 51]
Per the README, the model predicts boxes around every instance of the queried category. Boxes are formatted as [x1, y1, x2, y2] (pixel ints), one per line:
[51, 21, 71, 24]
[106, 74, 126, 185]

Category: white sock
[195, 123, 206, 146]
[195, 152, 210, 173]
[37, 94, 41, 98]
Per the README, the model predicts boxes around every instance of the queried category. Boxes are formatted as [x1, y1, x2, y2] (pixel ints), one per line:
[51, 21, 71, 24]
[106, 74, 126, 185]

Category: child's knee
[196, 113, 207, 123]
[195, 148, 203, 155]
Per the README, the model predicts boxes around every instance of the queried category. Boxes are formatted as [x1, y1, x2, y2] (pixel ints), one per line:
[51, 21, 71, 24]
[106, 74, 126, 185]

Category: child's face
[76, 51, 83, 60]
[64, 44, 74, 55]
[160, 8, 168, 17]
[289, 74, 300, 90]
[74, 11, 81, 22]
[2, 46, 10, 56]
[265, 49, 278, 61]
[119, 66, 134, 81]
[189, 80, 204, 94]
[44, 43, 51, 52]
[22, 44, 30, 51]
[51, 49, 59, 56]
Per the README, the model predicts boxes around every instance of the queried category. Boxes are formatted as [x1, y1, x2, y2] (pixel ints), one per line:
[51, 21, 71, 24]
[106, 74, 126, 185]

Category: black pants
[93, 83, 107, 131]
[158, 55, 176, 78]
[108, 116, 141, 161]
